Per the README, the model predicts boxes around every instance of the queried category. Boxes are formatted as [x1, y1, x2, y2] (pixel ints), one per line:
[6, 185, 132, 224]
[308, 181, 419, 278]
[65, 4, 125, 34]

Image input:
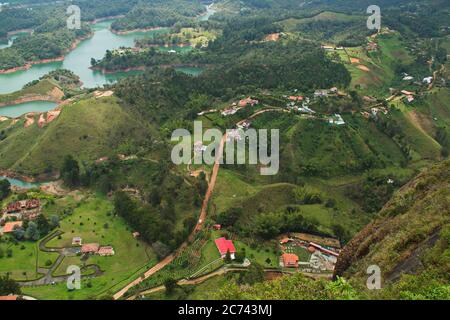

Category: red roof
[98, 246, 114, 255]
[81, 243, 99, 253]
[215, 237, 236, 255]
[2, 221, 23, 233]
[282, 253, 299, 267]
[0, 295, 18, 300]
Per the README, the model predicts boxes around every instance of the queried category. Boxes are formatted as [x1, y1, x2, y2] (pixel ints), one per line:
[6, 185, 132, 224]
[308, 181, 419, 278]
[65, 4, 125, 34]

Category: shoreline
[110, 26, 167, 35]
[0, 33, 93, 74]
[91, 66, 147, 74]
[0, 169, 56, 183]
[91, 63, 207, 74]
[0, 94, 62, 109]
[138, 42, 191, 48]
[87, 15, 125, 24]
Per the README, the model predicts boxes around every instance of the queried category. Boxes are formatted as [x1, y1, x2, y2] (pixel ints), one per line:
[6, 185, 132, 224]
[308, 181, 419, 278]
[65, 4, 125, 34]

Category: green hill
[0, 96, 152, 176]
[213, 159, 449, 300]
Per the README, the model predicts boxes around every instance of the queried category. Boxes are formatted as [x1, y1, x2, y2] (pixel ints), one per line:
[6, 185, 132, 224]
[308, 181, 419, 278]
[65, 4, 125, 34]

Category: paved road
[114, 107, 303, 299]
[20, 230, 102, 287]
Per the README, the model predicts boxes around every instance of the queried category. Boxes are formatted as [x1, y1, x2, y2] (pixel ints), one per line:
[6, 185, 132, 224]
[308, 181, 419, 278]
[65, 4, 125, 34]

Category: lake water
[0, 4, 214, 94]
[0, 176, 44, 189]
[0, 101, 57, 118]
[0, 22, 171, 94]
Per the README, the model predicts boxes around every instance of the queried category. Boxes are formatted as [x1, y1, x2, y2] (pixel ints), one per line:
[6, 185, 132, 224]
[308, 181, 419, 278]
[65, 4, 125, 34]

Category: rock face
[334, 159, 450, 283]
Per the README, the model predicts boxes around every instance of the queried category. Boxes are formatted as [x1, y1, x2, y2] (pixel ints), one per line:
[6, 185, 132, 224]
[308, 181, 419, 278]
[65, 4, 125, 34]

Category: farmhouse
[81, 243, 100, 254]
[282, 253, 299, 268]
[98, 246, 115, 256]
[2, 221, 23, 233]
[289, 96, 304, 101]
[238, 97, 259, 107]
[215, 237, 236, 259]
[279, 238, 293, 245]
[72, 237, 82, 246]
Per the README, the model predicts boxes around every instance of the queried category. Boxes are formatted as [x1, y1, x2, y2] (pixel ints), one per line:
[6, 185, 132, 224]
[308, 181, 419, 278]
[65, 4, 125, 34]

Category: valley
[0, 0, 448, 303]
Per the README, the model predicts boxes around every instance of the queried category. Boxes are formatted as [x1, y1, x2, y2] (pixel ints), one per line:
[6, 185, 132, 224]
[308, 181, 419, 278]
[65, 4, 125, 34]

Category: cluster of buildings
[0, 199, 41, 234]
[221, 97, 259, 117]
[314, 87, 338, 98]
[72, 238, 115, 256]
[279, 235, 341, 273]
[285, 95, 316, 115]
[5, 199, 40, 214]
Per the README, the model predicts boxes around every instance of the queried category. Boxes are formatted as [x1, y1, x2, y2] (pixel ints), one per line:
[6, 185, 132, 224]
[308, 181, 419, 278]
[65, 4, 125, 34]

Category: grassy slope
[334, 159, 450, 298]
[0, 96, 151, 175]
[21, 196, 157, 300]
[0, 79, 59, 104]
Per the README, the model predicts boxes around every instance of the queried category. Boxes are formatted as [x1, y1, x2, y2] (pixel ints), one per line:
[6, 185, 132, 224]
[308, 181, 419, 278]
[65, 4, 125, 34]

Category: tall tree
[60, 155, 80, 187]
[0, 275, 21, 296]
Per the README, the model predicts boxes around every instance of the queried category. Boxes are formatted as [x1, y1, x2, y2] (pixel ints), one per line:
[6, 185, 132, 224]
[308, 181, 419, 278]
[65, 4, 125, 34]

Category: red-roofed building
[2, 221, 23, 233]
[98, 246, 115, 256]
[0, 295, 18, 300]
[279, 238, 292, 245]
[289, 96, 304, 101]
[238, 97, 259, 107]
[215, 237, 236, 259]
[282, 253, 299, 268]
[81, 243, 99, 254]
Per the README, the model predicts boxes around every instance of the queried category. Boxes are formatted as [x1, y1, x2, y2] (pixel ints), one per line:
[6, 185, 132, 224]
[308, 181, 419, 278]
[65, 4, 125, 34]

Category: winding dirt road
[113, 133, 227, 300]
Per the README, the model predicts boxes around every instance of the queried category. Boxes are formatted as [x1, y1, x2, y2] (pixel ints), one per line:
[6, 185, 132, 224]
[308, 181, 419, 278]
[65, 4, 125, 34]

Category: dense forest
[110, 0, 206, 31]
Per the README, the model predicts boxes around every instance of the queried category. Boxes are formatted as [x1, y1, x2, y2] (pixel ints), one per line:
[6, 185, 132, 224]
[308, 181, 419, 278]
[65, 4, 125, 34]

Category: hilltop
[0, 95, 152, 177]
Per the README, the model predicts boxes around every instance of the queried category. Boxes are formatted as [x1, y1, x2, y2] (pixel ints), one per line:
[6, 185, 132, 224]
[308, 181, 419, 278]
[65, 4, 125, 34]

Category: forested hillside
[215, 160, 449, 300]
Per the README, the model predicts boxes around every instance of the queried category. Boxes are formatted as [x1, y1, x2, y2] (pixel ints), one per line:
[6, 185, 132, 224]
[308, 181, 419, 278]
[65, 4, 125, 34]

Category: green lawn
[0, 241, 41, 280]
[22, 195, 157, 300]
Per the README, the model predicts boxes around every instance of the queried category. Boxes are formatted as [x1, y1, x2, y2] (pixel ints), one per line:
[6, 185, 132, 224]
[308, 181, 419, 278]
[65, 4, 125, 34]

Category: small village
[279, 234, 340, 273]
[0, 199, 41, 235]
